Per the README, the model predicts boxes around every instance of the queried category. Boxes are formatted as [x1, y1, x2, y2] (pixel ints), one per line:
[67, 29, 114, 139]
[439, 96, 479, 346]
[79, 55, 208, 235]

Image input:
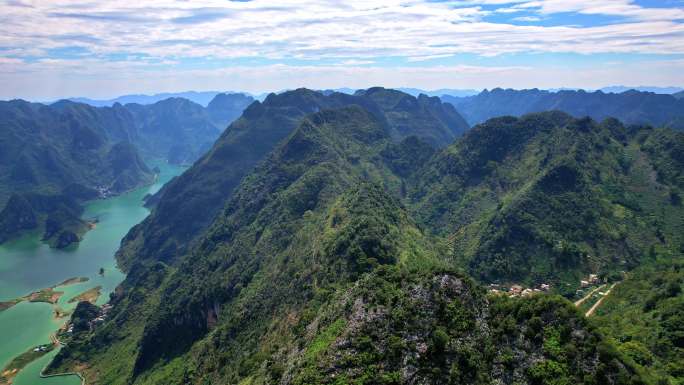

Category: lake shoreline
[0, 162, 185, 385]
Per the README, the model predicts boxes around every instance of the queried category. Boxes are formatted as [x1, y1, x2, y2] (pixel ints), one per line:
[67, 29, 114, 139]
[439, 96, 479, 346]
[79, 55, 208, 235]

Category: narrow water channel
[0, 162, 185, 385]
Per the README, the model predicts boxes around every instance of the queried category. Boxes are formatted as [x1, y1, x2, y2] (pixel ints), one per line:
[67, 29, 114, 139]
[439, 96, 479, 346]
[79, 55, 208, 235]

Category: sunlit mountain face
[1, 1, 683, 385]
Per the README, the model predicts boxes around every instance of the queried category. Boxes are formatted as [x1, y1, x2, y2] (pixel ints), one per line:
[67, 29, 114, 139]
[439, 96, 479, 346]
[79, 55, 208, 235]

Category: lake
[0, 162, 184, 385]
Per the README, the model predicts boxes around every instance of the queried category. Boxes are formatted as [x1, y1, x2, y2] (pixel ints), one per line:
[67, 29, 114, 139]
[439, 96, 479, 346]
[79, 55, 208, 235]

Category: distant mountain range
[398, 88, 481, 97]
[68, 91, 254, 107]
[62, 85, 682, 109]
[443, 88, 684, 129]
[598, 86, 683, 94]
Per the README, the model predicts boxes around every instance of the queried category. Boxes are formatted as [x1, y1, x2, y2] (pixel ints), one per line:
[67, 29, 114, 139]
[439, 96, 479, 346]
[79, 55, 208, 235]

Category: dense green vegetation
[592, 259, 684, 384]
[443, 88, 684, 129]
[290, 267, 643, 385]
[412, 113, 684, 289]
[0, 100, 153, 208]
[116, 88, 469, 269]
[0, 192, 88, 248]
[46, 92, 682, 384]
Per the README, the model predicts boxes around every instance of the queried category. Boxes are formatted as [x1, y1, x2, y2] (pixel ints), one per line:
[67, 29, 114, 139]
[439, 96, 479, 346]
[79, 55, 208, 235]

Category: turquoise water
[0, 162, 184, 384]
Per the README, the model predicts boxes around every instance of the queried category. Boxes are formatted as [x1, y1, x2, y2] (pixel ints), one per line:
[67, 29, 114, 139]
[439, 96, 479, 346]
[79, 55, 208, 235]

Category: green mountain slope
[116, 88, 469, 269]
[411, 112, 684, 288]
[592, 259, 684, 384]
[290, 270, 641, 385]
[50, 106, 645, 385]
[0, 192, 87, 248]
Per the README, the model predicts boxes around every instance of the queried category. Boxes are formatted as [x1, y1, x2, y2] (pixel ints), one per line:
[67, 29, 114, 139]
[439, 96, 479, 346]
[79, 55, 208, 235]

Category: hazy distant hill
[124, 93, 253, 164]
[69, 91, 252, 107]
[398, 87, 480, 97]
[0, 93, 253, 199]
[599, 86, 683, 94]
[443, 88, 684, 129]
[0, 100, 154, 204]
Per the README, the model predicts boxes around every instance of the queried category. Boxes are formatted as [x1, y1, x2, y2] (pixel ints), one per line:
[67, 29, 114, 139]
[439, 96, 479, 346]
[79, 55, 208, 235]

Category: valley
[0, 162, 184, 385]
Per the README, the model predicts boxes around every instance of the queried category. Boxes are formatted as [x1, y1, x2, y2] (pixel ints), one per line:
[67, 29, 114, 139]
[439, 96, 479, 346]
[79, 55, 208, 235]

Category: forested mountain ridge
[0, 99, 151, 205]
[116, 88, 469, 269]
[47, 98, 683, 384]
[125, 97, 225, 165]
[443, 88, 684, 130]
[410, 112, 684, 289]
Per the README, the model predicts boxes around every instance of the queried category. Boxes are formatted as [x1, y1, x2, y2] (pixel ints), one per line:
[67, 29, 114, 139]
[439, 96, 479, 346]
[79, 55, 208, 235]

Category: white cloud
[516, 0, 684, 21]
[511, 16, 541, 22]
[1, 0, 683, 62]
[0, 0, 683, 98]
[338, 59, 376, 65]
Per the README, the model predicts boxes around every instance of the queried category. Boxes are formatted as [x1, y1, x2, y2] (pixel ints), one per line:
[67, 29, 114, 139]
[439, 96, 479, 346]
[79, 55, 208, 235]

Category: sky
[1, 0, 683, 100]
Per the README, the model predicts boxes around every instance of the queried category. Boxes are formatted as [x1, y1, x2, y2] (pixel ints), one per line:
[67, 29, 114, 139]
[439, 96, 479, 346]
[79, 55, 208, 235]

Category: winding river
[0, 162, 184, 385]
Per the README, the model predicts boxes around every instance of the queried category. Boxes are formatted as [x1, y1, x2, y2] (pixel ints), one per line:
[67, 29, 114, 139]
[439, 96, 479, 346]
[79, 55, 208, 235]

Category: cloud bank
[1, 0, 683, 99]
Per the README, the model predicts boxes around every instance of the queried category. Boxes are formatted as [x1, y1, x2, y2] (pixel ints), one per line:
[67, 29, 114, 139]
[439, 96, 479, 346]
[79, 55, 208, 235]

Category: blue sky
[1, 0, 683, 99]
